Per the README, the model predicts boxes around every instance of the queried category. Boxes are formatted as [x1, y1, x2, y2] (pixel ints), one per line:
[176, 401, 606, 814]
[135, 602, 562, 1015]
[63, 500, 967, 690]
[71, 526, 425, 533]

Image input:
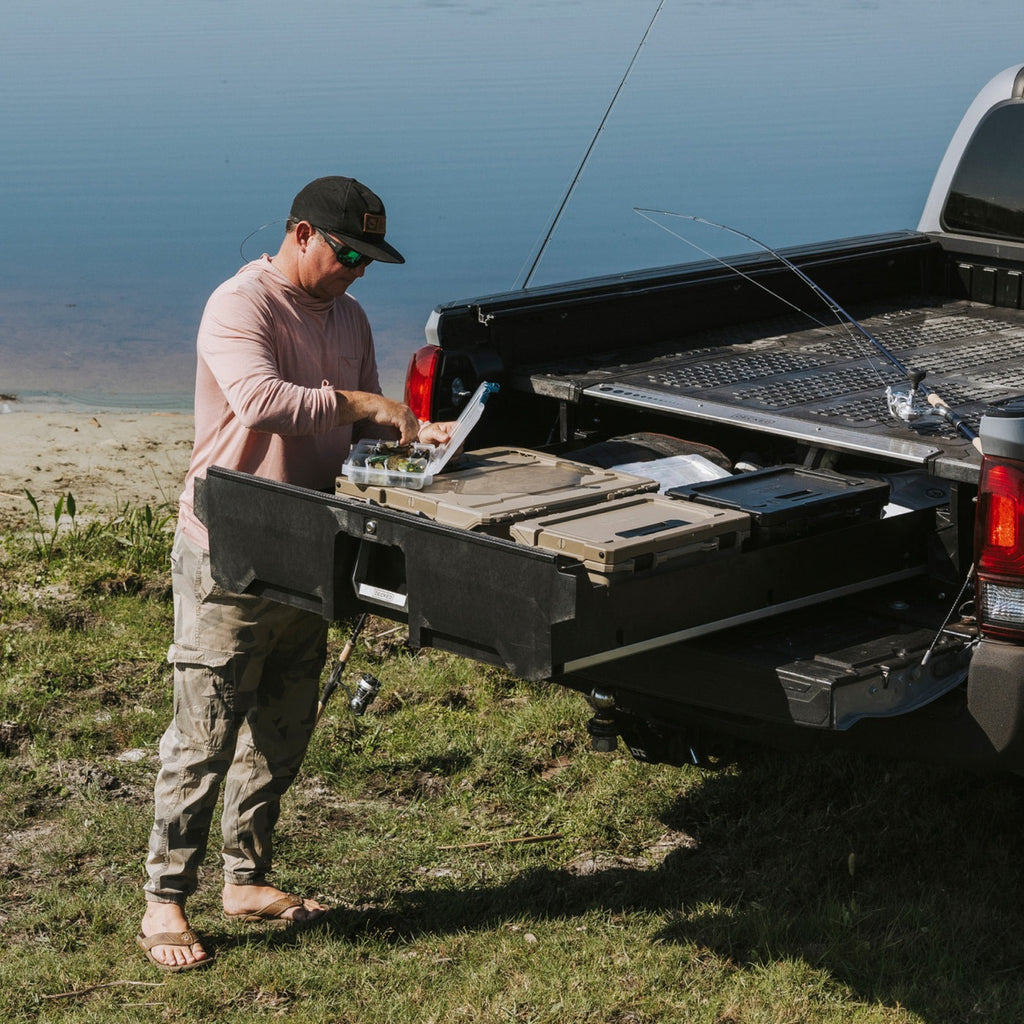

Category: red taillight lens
[404, 345, 441, 422]
[976, 458, 1024, 575]
[975, 456, 1024, 639]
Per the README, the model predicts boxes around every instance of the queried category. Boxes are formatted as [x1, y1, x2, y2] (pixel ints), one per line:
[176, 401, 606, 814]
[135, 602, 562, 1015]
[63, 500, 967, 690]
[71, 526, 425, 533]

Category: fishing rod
[316, 612, 372, 724]
[634, 208, 983, 452]
[516, 0, 666, 290]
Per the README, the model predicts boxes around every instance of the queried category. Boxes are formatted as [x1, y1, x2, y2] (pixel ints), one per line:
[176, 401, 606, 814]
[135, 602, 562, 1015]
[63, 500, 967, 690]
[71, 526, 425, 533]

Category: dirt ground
[0, 411, 195, 525]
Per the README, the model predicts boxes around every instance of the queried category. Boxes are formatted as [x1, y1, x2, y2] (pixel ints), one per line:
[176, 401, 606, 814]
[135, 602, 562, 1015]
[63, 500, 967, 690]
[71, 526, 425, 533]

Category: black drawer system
[198, 463, 933, 685]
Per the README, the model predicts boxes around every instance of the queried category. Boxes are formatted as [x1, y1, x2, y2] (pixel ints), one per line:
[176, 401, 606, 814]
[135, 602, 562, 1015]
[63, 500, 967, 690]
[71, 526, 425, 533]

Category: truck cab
[200, 64, 1024, 771]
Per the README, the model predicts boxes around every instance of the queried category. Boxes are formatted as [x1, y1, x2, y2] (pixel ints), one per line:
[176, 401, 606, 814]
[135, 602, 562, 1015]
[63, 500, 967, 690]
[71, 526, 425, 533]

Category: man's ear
[294, 220, 315, 248]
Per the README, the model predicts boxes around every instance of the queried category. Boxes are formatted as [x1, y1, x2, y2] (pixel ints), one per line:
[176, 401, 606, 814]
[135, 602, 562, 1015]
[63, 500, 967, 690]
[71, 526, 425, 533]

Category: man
[138, 176, 452, 971]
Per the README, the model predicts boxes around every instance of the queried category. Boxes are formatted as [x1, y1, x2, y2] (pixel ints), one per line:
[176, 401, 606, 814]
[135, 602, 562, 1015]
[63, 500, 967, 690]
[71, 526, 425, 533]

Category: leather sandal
[224, 893, 305, 924]
[136, 929, 213, 972]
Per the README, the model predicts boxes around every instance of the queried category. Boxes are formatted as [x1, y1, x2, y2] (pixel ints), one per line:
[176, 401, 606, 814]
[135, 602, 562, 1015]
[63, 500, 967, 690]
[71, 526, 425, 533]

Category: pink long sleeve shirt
[177, 256, 382, 548]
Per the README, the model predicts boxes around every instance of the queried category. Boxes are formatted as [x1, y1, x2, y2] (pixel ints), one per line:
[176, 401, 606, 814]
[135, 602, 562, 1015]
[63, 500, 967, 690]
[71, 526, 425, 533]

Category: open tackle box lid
[337, 446, 660, 533]
[509, 493, 751, 576]
[340, 382, 499, 490]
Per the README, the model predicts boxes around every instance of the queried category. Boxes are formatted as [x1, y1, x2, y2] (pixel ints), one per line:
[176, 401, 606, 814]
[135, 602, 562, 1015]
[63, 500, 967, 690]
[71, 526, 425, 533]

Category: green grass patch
[3, 496, 1024, 1022]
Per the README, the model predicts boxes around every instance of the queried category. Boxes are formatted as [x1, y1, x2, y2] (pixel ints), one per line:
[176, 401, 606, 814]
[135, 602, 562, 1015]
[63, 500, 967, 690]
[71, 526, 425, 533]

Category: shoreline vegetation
[3, 422, 1024, 1021]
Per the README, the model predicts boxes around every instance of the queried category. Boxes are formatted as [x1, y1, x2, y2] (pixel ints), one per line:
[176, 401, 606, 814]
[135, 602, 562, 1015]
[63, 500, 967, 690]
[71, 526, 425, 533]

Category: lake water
[2, 0, 1021, 411]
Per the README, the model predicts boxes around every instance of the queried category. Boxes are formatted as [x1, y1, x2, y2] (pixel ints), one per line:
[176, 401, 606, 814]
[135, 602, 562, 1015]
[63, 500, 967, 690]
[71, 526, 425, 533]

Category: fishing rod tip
[632, 207, 702, 222]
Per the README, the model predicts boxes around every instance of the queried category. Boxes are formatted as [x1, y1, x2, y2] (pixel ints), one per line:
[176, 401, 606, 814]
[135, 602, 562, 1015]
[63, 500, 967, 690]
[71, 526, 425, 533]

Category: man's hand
[374, 398, 420, 445]
[417, 420, 456, 446]
[418, 420, 466, 464]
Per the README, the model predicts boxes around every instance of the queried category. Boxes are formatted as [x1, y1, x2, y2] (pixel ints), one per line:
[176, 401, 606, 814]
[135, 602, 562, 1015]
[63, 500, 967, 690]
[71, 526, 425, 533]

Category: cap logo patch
[363, 213, 386, 235]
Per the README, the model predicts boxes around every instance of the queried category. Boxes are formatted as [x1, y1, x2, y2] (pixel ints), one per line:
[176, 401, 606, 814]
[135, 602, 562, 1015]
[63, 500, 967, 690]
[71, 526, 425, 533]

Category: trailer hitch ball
[585, 689, 619, 753]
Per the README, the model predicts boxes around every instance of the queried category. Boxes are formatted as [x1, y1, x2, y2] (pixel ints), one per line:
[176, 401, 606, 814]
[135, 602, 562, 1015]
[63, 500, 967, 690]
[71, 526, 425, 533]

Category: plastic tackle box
[340, 381, 499, 490]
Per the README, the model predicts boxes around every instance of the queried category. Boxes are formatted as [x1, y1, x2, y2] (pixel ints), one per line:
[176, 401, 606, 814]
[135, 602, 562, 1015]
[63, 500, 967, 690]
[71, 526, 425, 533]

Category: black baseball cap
[289, 176, 404, 264]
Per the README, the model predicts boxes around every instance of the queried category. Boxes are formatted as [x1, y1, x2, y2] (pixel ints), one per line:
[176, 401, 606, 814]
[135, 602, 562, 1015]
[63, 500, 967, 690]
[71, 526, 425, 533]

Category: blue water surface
[1, 0, 1021, 408]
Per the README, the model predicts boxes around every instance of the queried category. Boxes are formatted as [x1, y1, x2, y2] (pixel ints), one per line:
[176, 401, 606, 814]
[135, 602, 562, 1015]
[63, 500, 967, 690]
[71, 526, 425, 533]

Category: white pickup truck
[200, 64, 1024, 771]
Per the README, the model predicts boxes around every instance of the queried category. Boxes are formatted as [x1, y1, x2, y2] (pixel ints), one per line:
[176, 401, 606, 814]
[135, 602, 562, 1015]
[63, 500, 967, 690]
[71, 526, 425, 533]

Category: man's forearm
[335, 390, 419, 444]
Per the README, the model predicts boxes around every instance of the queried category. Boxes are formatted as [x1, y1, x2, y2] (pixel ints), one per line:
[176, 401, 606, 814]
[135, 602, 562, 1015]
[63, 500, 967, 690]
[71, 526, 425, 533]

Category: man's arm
[335, 389, 419, 444]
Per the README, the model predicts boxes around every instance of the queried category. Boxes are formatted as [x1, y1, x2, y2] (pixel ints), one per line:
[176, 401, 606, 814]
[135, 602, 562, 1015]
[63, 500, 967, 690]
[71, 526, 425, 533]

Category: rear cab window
[943, 101, 1024, 241]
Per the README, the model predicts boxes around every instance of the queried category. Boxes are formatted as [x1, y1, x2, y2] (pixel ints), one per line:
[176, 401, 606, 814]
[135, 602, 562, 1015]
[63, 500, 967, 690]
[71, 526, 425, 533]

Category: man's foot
[222, 883, 329, 924]
[139, 902, 212, 970]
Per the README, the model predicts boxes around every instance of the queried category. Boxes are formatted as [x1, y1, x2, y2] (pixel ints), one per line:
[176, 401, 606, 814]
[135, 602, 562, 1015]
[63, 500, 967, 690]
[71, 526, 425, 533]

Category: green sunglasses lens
[316, 228, 371, 268]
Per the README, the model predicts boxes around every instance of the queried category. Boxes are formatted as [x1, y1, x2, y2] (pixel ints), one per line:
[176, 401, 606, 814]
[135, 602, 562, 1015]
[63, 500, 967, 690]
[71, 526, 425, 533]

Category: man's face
[299, 226, 369, 299]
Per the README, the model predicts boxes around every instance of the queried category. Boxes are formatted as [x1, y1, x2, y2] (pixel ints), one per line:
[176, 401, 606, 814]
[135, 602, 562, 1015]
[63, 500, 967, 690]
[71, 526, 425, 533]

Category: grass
[3, 495, 1024, 1022]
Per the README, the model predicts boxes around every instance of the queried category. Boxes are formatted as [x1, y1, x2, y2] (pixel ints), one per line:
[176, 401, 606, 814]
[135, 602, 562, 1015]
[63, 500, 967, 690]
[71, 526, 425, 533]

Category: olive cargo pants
[144, 528, 328, 903]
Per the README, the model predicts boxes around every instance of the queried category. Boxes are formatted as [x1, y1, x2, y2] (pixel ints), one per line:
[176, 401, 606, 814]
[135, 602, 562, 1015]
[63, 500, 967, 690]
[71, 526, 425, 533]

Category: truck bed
[201, 239, 1003, 735]
[199, 248, 996, 760]
[516, 296, 1024, 482]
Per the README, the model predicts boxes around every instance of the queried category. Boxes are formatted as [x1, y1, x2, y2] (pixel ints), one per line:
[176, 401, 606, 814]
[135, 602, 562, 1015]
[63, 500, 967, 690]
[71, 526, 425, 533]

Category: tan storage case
[510, 493, 751, 579]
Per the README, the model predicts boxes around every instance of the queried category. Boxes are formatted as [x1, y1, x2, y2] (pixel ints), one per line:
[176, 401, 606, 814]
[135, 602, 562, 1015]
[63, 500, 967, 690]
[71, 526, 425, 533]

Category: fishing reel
[348, 672, 381, 716]
[885, 369, 946, 427]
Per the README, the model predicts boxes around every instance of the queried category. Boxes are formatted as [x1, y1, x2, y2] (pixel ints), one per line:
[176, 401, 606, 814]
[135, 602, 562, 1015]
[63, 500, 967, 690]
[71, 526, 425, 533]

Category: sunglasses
[315, 228, 373, 268]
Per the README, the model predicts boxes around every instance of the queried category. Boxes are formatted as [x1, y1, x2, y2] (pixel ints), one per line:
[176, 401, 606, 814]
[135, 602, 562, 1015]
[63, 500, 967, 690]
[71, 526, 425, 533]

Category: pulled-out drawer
[197, 465, 931, 681]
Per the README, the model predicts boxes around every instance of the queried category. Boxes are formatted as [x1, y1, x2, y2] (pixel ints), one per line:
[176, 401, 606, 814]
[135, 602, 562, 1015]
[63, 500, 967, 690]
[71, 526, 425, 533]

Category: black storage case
[667, 466, 890, 546]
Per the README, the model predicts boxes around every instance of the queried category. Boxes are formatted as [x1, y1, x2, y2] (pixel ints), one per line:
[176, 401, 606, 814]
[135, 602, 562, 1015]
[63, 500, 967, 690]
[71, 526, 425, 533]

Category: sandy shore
[0, 411, 195, 526]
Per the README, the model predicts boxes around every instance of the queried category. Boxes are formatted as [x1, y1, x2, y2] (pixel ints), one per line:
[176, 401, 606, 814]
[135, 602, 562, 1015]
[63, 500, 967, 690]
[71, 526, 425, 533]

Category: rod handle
[926, 393, 983, 452]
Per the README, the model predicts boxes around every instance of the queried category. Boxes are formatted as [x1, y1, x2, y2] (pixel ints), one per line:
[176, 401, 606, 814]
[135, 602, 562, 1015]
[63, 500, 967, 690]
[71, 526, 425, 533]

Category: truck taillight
[404, 345, 441, 422]
[975, 455, 1024, 640]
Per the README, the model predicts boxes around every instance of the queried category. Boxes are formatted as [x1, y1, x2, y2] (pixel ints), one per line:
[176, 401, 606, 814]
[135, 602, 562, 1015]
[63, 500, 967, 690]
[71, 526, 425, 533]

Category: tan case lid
[336, 447, 659, 531]
[509, 493, 751, 571]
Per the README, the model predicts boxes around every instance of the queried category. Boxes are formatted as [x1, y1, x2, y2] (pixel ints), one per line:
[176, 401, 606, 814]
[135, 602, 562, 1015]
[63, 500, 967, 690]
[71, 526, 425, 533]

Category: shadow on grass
[221, 750, 1024, 1021]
